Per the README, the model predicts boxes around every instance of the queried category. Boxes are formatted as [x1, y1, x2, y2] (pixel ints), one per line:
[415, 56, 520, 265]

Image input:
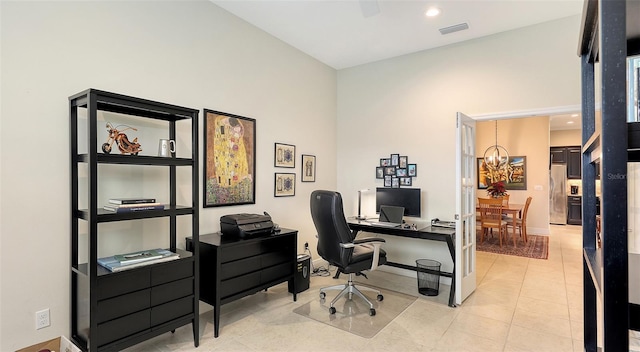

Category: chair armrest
[340, 237, 386, 271]
[354, 237, 386, 245]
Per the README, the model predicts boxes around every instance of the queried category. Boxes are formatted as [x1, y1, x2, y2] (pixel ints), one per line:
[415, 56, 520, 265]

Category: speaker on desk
[289, 254, 310, 294]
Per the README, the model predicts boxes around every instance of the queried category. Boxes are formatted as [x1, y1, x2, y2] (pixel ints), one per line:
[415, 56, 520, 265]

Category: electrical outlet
[304, 242, 309, 250]
[36, 308, 50, 330]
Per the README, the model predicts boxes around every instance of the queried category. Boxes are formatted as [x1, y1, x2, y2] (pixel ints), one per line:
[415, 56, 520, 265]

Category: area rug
[292, 286, 416, 338]
[476, 233, 549, 259]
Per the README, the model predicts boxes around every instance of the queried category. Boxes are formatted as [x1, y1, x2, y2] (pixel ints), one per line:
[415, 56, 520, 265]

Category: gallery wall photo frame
[390, 154, 400, 166]
[399, 156, 408, 168]
[275, 173, 296, 197]
[477, 156, 527, 190]
[203, 109, 256, 208]
[274, 143, 295, 168]
[301, 154, 316, 182]
[407, 164, 417, 177]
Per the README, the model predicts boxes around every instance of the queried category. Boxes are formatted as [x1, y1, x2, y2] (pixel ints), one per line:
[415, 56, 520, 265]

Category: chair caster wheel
[320, 292, 326, 299]
[329, 307, 336, 315]
[369, 308, 376, 316]
[377, 294, 384, 301]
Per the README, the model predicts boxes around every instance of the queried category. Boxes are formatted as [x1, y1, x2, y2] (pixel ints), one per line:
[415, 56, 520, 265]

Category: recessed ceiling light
[567, 121, 575, 124]
[571, 114, 579, 117]
[425, 7, 441, 17]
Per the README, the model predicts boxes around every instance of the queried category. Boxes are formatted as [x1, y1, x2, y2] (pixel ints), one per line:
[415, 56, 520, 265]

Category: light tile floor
[124, 225, 587, 352]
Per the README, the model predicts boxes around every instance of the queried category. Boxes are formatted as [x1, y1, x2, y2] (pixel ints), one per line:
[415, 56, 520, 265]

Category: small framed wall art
[275, 173, 296, 197]
[301, 154, 316, 182]
[274, 143, 295, 168]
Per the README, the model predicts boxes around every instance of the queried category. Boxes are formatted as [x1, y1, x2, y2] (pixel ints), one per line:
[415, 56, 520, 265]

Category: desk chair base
[319, 273, 383, 316]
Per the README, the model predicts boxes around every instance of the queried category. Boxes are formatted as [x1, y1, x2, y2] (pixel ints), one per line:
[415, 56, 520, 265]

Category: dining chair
[507, 196, 532, 243]
[500, 194, 510, 206]
[478, 197, 508, 247]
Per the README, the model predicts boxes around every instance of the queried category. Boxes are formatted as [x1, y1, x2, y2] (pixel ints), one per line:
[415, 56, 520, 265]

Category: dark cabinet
[567, 196, 582, 225]
[69, 89, 199, 352]
[187, 230, 297, 338]
[550, 147, 567, 164]
[550, 146, 581, 179]
[567, 147, 582, 179]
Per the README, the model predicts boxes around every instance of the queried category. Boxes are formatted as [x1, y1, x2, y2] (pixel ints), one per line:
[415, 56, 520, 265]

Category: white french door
[455, 112, 477, 304]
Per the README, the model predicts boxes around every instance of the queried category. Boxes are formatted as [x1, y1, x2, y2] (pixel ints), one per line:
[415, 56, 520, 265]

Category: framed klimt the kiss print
[203, 109, 256, 207]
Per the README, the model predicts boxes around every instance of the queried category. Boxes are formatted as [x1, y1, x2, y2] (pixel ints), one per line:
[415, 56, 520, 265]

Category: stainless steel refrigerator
[550, 164, 567, 224]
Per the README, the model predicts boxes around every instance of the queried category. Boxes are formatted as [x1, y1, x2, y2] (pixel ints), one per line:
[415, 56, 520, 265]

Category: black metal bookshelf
[69, 89, 199, 351]
[578, 0, 640, 350]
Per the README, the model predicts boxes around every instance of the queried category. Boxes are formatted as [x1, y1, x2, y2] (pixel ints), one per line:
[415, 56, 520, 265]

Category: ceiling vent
[439, 23, 469, 35]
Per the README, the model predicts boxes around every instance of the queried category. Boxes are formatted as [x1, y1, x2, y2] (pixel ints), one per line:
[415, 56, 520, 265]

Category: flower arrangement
[487, 181, 507, 198]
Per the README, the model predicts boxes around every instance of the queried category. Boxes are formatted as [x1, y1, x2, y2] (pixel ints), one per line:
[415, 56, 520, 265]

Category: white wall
[337, 15, 582, 275]
[0, 1, 336, 350]
[551, 129, 582, 146]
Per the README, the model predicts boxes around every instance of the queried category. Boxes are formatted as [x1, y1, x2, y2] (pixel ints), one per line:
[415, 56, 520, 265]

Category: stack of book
[98, 248, 179, 272]
[103, 197, 164, 213]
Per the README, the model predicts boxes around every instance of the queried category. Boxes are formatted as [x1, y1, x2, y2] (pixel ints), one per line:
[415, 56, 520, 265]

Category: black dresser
[186, 228, 298, 337]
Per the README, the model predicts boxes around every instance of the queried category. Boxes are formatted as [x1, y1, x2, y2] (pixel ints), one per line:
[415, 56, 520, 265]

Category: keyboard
[368, 221, 401, 228]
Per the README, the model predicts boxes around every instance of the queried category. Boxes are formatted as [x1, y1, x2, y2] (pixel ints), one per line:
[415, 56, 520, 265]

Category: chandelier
[483, 120, 509, 171]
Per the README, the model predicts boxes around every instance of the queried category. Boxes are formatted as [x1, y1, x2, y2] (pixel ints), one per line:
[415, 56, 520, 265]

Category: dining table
[477, 201, 525, 245]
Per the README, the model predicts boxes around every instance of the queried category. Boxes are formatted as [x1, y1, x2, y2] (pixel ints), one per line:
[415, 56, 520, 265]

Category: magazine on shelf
[98, 249, 179, 272]
[103, 204, 165, 213]
[114, 249, 164, 264]
[106, 202, 162, 208]
[108, 197, 157, 205]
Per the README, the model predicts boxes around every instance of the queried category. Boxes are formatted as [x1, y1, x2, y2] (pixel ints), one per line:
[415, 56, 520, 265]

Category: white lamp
[356, 189, 369, 220]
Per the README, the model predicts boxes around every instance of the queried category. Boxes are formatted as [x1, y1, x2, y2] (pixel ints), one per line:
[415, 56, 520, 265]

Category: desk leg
[445, 236, 456, 308]
[214, 302, 220, 338]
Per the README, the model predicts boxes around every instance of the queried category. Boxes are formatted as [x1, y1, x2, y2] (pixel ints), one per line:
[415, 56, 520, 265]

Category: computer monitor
[378, 205, 404, 223]
[375, 187, 421, 218]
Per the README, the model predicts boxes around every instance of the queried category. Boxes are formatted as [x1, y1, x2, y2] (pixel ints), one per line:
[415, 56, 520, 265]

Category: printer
[220, 213, 274, 237]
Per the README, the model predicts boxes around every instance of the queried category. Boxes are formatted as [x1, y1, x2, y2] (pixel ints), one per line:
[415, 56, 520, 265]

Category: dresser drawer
[97, 309, 150, 347]
[220, 241, 262, 263]
[151, 296, 193, 326]
[261, 262, 293, 284]
[151, 259, 193, 286]
[97, 269, 150, 301]
[97, 289, 150, 323]
[220, 271, 260, 298]
[261, 251, 290, 268]
[151, 277, 193, 306]
[220, 256, 261, 280]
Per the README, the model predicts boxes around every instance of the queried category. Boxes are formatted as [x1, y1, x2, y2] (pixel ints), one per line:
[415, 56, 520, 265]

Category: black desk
[348, 220, 456, 307]
[186, 229, 298, 337]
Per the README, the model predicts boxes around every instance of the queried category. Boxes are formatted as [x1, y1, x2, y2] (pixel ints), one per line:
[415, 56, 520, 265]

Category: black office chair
[310, 190, 387, 316]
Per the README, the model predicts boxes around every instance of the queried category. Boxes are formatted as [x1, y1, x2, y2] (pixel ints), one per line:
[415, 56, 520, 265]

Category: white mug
[158, 139, 176, 157]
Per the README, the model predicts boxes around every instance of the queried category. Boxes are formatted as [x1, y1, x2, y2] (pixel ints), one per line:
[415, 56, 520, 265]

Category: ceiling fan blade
[359, 0, 380, 18]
